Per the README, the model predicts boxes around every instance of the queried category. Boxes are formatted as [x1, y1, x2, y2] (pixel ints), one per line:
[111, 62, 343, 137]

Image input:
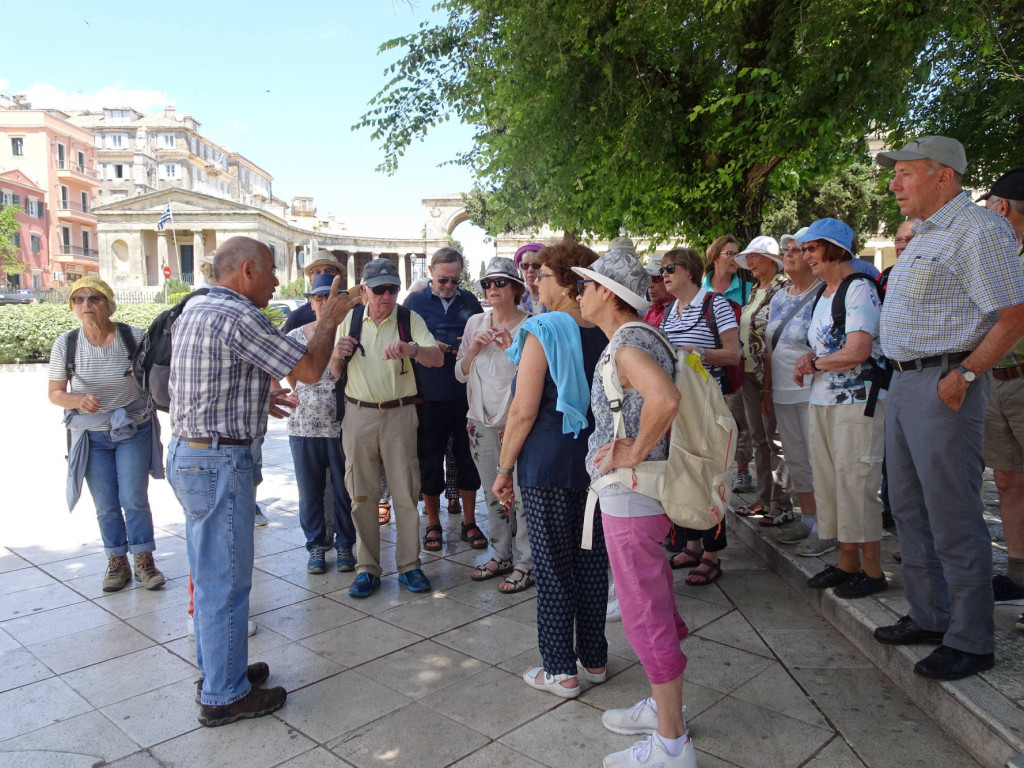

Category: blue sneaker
[306, 545, 327, 574]
[398, 568, 431, 593]
[348, 572, 381, 599]
[336, 547, 355, 573]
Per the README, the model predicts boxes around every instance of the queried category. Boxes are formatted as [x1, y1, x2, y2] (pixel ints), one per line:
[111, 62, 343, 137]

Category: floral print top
[285, 327, 341, 438]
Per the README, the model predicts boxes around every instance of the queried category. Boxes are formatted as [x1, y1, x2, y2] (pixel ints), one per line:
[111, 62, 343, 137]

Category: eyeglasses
[434, 277, 460, 285]
[370, 284, 400, 295]
[310, 294, 329, 302]
[480, 277, 513, 290]
[800, 244, 820, 254]
[520, 262, 541, 271]
[719, 250, 739, 259]
[650, 275, 664, 284]
[535, 273, 556, 281]
[660, 264, 679, 275]
[72, 295, 106, 306]
[575, 279, 596, 295]
[312, 267, 340, 275]
[894, 237, 912, 245]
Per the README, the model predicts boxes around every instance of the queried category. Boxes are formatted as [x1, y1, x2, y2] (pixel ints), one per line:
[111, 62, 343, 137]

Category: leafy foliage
[277, 277, 307, 299]
[155, 276, 194, 304]
[357, 0, 962, 246]
[0, 205, 27, 283]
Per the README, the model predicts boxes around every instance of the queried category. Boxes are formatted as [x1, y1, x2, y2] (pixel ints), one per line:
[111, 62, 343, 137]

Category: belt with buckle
[887, 351, 970, 372]
[345, 395, 423, 410]
[173, 434, 253, 448]
[993, 365, 1024, 381]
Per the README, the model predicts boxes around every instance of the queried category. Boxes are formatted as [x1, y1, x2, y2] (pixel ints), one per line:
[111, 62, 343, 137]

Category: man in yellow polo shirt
[332, 258, 443, 598]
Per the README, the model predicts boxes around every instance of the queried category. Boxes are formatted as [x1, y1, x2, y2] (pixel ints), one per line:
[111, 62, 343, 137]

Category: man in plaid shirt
[168, 236, 357, 726]
[872, 137, 1024, 681]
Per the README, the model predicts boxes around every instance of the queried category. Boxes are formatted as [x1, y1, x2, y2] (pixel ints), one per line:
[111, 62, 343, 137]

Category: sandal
[499, 568, 534, 593]
[472, 557, 513, 581]
[734, 503, 766, 517]
[670, 549, 704, 570]
[759, 507, 794, 527]
[378, 501, 392, 526]
[460, 522, 488, 550]
[685, 557, 722, 587]
[423, 524, 443, 552]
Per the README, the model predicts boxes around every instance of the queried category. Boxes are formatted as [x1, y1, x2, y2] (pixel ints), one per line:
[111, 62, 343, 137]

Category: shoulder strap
[741, 279, 749, 305]
[831, 273, 880, 336]
[348, 304, 366, 357]
[396, 304, 412, 343]
[770, 285, 819, 350]
[115, 322, 137, 358]
[701, 293, 721, 347]
[65, 329, 79, 381]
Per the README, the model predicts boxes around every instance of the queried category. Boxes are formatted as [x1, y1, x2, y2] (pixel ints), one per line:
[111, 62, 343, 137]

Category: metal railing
[55, 158, 100, 179]
[57, 200, 91, 215]
[58, 245, 99, 258]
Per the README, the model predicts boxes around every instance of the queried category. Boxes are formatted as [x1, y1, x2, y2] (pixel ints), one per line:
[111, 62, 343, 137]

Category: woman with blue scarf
[493, 240, 609, 698]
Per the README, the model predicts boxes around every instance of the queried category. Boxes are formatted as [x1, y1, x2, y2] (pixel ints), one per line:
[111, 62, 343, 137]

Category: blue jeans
[84, 417, 155, 557]
[167, 436, 255, 707]
[289, 436, 355, 550]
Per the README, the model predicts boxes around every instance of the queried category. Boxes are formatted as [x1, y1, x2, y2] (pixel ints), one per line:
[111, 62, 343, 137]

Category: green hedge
[0, 303, 166, 364]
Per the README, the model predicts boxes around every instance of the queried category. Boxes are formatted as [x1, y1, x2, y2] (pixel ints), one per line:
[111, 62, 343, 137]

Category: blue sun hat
[305, 272, 337, 297]
[802, 218, 854, 257]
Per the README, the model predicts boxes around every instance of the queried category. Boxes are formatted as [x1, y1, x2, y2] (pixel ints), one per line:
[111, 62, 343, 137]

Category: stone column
[193, 231, 205, 266]
[347, 252, 356, 290]
[157, 231, 170, 275]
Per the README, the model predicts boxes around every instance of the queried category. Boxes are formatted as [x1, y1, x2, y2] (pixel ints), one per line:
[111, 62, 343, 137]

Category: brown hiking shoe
[198, 684, 287, 727]
[195, 662, 271, 703]
[102, 555, 131, 592]
[133, 552, 166, 590]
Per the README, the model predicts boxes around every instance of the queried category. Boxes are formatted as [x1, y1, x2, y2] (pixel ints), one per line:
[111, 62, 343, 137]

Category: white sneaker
[603, 699, 687, 736]
[188, 615, 257, 638]
[254, 511, 269, 527]
[607, 597, 622, 622]
[795, 531, 837, 557]
[603, 734, 697, 768]
[577, 661, 607, 684]
[522, 666, 580, 698]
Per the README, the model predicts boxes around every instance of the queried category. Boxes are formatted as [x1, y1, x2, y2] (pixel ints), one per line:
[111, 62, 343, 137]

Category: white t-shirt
[807, 279, 886, 407]
[766, 283, 820, 405]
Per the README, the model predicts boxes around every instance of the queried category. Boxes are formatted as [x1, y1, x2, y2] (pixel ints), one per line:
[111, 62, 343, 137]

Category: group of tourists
[49, 136, 1024, 768]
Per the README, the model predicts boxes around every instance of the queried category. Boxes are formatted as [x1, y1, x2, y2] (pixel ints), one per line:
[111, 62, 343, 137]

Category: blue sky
[1, 0, 493, 269]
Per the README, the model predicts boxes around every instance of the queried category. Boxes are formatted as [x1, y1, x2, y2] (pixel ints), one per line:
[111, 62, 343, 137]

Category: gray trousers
[886, 364, 993, 655]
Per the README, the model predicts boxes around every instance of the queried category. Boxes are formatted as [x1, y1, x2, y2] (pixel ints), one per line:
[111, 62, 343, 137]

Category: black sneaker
[833, 570, 888, 599]
[807, 565, 857, 590]
[198, 684, 287, 727]
[195, 662, 271, 704]
[993, 574, 1024, 603]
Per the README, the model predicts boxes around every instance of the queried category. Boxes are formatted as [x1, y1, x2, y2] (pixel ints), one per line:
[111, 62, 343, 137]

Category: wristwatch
[810, 356, 820, 371]
[496, 465, 513, 476]
[955, 364, 976, 382]
[407, 341, 419, 359]
[697, 348, 706, 365]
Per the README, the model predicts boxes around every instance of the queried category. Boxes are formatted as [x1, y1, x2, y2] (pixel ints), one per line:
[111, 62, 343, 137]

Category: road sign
[163, 266, 171, 279]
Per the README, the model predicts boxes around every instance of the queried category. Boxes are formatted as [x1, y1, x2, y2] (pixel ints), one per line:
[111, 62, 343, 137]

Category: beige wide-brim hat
[303, 250, 344, 279]
[571, 249, 650, 312]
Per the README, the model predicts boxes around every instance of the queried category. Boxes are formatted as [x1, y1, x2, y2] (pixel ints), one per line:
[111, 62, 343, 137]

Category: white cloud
[0, 78, 10, 91]
[19, 83, 172, 112]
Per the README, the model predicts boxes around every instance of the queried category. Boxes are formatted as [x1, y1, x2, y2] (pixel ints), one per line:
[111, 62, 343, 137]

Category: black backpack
[132, 288, 210, 411]
[333, 304, 415, 421]
[810, 273, 890, 416]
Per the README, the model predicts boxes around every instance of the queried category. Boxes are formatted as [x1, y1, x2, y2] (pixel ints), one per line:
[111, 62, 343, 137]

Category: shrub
[278, 277, 307, 299]
[155, 277, 194, 304]
[0, 303, 165, 363]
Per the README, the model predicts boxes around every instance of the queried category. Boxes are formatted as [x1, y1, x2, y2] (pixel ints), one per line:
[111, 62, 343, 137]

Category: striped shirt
[169, 287, 305, 440]
[880, 193, 1024, 361]
[661, 289, 737, 349]
[49, 326, 150, 429]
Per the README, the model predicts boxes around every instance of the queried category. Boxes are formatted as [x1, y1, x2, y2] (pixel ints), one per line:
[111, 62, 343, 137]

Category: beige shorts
[808, 402, 885, 543]
[984, 377, 1024, 471]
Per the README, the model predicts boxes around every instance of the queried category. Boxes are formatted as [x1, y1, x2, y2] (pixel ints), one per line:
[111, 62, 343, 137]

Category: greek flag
[157, 204, 172, 231]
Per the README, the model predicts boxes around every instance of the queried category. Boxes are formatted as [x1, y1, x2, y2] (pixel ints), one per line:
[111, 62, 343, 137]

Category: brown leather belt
[173, 434, 253, 448]
[994, 365, 1024, 381]
[345, 395, 423, 410]
[887, 351, 970, 372]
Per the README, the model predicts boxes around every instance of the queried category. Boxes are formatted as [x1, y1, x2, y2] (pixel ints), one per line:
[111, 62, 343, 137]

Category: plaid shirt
[169, 287, 305, 440]
[880, 193, 1024, 361]
[997, 252, 1024, 369]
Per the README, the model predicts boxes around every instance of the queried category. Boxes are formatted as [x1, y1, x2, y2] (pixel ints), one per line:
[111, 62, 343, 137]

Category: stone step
[728, 509, 1024, 768]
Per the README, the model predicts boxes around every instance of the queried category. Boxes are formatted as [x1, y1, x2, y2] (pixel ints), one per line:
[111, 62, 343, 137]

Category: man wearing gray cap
[872, 136, 1024, 680]
[281, 251, 346, 333]
[332, 258, 443, 598]
[978, 168, 1024, 616]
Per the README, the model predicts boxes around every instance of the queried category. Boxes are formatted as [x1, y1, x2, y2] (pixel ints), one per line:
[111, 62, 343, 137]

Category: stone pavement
[0, 366, 992, 767]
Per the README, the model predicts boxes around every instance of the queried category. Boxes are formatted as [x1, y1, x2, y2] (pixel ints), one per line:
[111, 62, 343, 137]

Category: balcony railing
[59, 245, 99, 259]
[58, 200, 92, 215]
[55, 159, 100, 179]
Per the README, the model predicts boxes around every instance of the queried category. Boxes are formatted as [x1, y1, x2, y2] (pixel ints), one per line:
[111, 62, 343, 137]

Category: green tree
[357, 0, 968, 245]
[0, 205, 27, 287]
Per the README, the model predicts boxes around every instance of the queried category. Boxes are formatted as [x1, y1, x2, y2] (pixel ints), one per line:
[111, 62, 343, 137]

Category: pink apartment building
[0, 169, 48, 290]
[0, 109, 101, 289]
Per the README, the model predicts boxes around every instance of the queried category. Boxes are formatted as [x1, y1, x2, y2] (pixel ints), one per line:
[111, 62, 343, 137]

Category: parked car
[0, 292, 37, 306]
[268, 299, 305, 326]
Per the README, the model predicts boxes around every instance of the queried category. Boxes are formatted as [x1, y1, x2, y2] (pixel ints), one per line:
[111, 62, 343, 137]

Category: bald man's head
[213, 236, 272, 281]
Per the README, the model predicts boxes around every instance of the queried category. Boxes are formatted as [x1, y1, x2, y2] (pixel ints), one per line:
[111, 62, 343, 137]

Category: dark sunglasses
[72, 295, 106, 305]
[370, 284, 400, 295]
[575, 279, 596, 295]
[434, 277, 460, 285]
[480, 277, 513, 290]
[650, 275, 664, 283]
[520, 262, 541, 271]
[660, 263, 679, 275]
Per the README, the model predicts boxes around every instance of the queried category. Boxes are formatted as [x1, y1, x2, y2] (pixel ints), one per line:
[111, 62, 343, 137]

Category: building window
[77, 150, 85, 169]
[12, 232, 21, 248]
[113, 164, 124, 179]
[11, 194, 20, 209]
[82, 231, 90, 251]
[32, 274, 41, 291]
[10, 137, 23, 156]
[60, 186, 69, 208]
[57, 143, 66, 167]
[109, 134, 123, 148]
[161, 133, 175, 148]
[30, 234, 40, 253]
[62, 227, 71, 247]
[81, 191, 89, 212]
[1, 191, 12, 206]
[161, 163, 178, 179]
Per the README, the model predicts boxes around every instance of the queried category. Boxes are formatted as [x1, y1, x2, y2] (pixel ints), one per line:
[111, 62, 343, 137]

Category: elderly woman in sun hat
[48, 277, 165, 593]
[456, 257, 534, 592]
[733, 236, 791, 524]
[572, 250, 698, 768]
[513, 242, 549, 314]
[794, 217, 888, 600]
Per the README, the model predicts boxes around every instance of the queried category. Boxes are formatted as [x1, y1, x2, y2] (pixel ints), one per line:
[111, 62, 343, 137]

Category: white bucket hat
[571, 249, 651, 312]
[734, 236, 783, 270]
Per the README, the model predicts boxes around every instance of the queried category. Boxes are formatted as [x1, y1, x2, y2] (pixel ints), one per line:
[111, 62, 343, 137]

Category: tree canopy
[0, 205, 27, 286]
[358, 0, 1008, 246]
